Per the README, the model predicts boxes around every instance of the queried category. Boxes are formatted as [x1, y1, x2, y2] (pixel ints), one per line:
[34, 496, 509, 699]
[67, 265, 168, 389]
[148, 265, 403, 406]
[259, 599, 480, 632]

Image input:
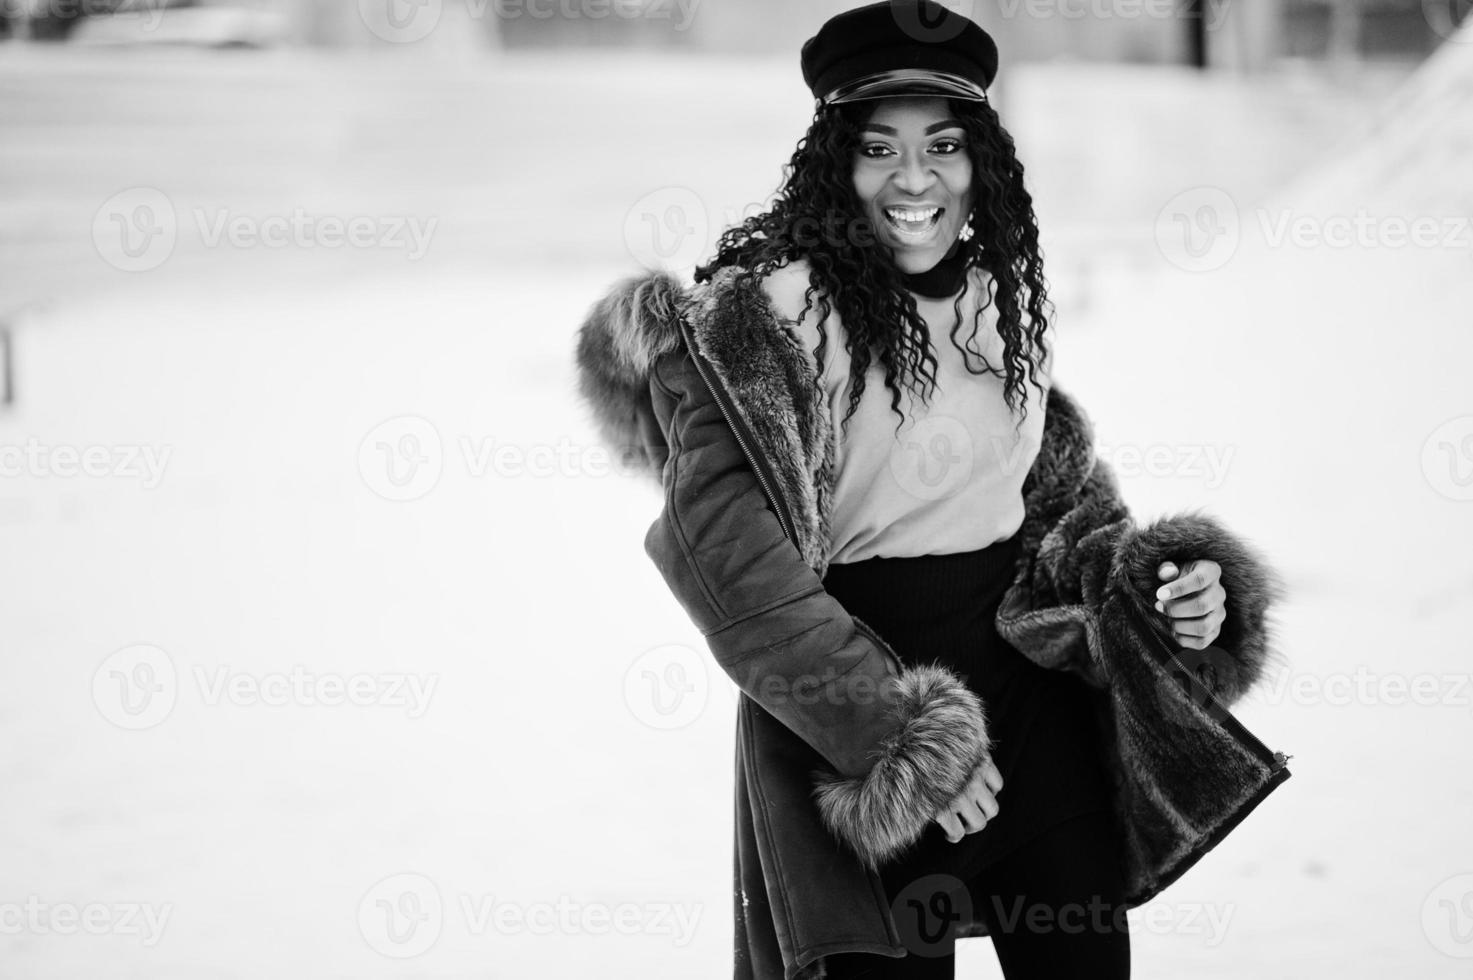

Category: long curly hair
[694, 96, 1053, 440]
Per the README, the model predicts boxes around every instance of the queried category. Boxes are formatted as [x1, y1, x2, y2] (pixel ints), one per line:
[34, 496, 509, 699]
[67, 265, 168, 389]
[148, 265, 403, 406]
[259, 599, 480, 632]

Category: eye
[932, 137, 965, 155]
[859, 142, 895, 159]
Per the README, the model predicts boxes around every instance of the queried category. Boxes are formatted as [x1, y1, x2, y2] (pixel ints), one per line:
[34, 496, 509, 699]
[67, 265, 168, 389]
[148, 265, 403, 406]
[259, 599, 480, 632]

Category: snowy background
[1, 9, 1471, 978]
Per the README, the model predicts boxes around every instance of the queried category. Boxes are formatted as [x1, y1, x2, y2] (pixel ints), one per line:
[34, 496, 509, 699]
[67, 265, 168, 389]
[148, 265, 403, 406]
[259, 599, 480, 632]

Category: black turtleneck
[900, 236, 969, 300]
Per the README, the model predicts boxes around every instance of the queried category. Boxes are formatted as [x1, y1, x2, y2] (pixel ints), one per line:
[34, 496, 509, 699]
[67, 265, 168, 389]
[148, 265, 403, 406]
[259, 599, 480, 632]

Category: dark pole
[1, 325, 12, 406]
[1183, 0, 1208, 68]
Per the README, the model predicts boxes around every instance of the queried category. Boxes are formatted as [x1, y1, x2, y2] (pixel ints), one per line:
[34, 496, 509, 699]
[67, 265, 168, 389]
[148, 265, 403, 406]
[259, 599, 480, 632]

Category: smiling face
[851, 95, 975, 275]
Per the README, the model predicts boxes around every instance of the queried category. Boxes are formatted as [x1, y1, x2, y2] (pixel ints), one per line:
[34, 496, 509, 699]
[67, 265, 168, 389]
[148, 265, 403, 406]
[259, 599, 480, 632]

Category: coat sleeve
[1106, 494, 1287, 707]
[1000, 428, 1287, 708]
[642, 342, 991, 872]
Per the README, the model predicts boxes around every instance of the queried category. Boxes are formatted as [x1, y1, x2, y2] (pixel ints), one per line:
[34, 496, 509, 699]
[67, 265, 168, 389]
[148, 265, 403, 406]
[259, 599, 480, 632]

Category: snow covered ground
[0, 39, 1470, 979]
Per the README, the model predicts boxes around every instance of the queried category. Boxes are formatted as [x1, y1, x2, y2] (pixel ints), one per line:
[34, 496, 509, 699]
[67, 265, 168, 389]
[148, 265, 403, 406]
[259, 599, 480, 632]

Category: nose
[890, 149, 937, 196]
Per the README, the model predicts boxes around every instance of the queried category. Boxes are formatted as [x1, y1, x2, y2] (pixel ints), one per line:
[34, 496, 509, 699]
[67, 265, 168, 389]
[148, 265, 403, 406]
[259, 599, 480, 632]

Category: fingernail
[1156, 586, 1171, 600]
[1155, 600, 1164, 613]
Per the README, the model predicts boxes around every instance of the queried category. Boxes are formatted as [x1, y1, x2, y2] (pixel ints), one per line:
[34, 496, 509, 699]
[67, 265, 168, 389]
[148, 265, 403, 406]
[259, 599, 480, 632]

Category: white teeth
[885, 207, 940, 223]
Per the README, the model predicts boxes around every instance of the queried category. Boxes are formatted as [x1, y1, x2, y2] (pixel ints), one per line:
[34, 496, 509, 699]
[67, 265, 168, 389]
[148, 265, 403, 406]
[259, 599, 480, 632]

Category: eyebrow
[861, 119, 964, 136]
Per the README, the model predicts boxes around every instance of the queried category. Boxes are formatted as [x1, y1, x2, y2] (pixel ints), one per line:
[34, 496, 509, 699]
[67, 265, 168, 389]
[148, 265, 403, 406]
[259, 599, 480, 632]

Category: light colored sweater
[760, 258, 1053, 565]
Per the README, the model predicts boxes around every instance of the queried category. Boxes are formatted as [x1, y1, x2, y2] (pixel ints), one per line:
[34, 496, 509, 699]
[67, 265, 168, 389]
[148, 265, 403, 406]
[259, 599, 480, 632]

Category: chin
[890, 245, 949, 275]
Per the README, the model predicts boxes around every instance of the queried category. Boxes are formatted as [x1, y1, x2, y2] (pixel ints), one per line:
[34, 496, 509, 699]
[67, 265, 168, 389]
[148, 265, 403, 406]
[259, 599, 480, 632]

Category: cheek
[852, 166, 882, 210]
[948, 163, 974, 210]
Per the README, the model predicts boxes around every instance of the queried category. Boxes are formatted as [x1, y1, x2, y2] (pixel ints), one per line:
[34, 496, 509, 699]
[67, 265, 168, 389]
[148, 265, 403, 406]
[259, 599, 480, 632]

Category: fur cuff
[809, 664, 990, 872]
[1109, 510, 1288, 706]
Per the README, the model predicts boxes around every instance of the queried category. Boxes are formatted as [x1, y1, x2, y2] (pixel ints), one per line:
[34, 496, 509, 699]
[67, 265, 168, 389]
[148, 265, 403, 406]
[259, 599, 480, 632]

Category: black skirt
[820, 530, 1116, 886]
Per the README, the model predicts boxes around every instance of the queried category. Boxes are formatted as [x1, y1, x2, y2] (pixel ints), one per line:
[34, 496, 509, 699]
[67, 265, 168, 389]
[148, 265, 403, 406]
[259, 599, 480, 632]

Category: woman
[574, 3, 1291, 978]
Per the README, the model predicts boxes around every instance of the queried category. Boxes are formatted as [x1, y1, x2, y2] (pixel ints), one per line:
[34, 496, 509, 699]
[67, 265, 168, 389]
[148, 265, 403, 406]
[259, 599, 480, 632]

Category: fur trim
[1106, 510, 1288, 706]
[1013, 386, 1102, 559]
[996, 443, 1133, 688]
[572, 269, 687, 481]
[808, 663, 992, 872]
[684, 266, 835, 574]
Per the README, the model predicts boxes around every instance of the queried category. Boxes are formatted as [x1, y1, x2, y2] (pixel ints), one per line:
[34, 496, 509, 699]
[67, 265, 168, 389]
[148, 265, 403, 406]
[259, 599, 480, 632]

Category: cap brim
[822, 69, 988, 105]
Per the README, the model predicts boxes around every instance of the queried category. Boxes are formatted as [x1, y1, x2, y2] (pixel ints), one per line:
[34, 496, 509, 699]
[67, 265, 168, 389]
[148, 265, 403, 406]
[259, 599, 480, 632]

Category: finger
[935, 810, 964, 844]
[977, 755, 1004, 795]
[974, 789, 1000, 822]
[954, 798, 988, 835]
[1173, 631, 1212, 650]
[1168, 612, 1218, 637]
[1160, 583, 1227, 618]
[1156, 561, 1208, 602]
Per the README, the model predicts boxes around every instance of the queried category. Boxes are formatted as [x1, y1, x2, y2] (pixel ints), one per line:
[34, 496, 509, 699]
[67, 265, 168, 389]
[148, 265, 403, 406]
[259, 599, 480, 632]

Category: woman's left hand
[1154, 560, 1227, 650]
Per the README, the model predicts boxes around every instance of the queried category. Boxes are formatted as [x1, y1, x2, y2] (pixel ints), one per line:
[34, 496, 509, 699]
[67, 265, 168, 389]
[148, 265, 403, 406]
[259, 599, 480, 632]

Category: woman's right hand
[932, 752, 1003, 844]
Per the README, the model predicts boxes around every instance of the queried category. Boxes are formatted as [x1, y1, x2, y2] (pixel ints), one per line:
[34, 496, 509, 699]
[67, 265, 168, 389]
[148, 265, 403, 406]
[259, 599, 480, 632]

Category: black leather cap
[801, 0, 999, 106]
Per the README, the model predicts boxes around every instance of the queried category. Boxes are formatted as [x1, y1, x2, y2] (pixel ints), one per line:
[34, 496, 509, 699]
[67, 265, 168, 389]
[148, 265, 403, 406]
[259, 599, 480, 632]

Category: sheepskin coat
[573, 263, 1293, 980]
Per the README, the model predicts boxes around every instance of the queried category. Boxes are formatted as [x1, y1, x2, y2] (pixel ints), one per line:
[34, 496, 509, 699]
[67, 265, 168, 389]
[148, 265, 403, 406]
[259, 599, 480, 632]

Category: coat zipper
[1146, 626, 1292, 772]
[678, 315, 799, 546]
